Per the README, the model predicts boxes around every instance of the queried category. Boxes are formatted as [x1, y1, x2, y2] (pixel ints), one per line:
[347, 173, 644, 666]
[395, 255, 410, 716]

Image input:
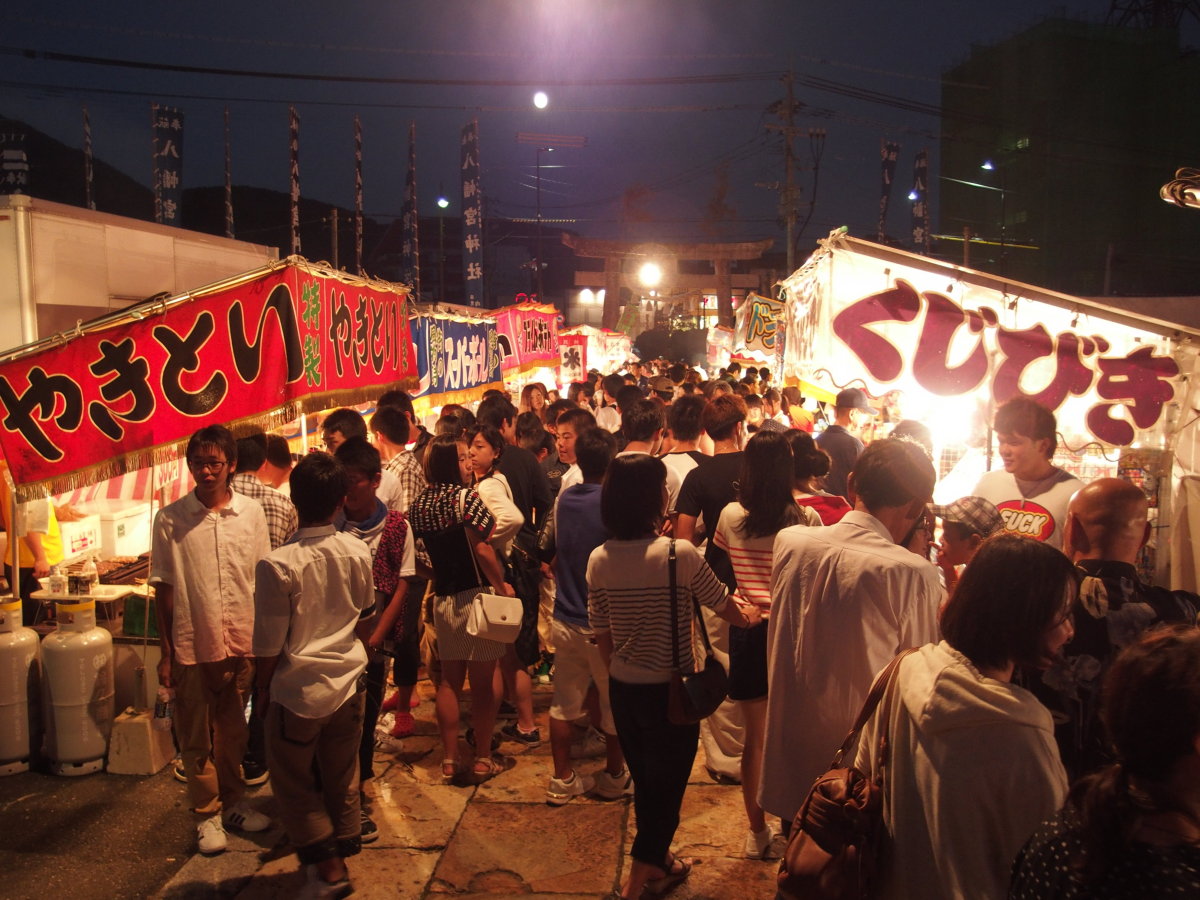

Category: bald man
[1031, 477, 1198, 779]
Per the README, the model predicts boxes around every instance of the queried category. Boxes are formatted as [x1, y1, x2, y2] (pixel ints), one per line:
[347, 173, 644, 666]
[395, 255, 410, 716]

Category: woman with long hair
[713, 430, 820, 859]
[852, 533, 1076, 899]
[518, 382, 549, 422]
[1011, 625, 1200, 897]
[589, 454, 759, 900]
[407, 434, 516, 783]
[784, 428, 851, 525]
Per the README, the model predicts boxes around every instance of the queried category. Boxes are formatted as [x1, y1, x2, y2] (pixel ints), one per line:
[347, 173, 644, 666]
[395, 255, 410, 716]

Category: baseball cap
[929, 496, 1004, 537]
[834, 388, 878, 415]
[648, 375, 675, 393]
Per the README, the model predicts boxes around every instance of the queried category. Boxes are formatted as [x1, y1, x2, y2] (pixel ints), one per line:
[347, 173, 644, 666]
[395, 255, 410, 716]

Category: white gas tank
[41, 597, 114, 775]
[0, 598, 40, 775]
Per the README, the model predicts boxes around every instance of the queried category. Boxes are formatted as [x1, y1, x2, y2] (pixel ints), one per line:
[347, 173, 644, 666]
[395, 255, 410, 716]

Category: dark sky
[1, 1, 1187, 252]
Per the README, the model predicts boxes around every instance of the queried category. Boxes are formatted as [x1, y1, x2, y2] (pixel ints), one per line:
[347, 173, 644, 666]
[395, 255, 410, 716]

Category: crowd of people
[130, 357, 1198, 900]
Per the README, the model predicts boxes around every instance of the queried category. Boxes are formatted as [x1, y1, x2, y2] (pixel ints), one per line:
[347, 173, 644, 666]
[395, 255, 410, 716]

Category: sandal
[643, 856, 693, 896]
[441, 759, 461, 782]
[471, 755, 512, 782]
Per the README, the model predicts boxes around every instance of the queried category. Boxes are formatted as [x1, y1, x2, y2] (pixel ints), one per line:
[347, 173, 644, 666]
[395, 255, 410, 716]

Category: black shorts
[728, 619, 768, 701]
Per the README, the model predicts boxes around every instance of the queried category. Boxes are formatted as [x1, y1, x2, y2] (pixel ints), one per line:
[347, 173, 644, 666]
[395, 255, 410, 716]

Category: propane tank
[0, 598, 40, 775]
[41, 596, 114, 775]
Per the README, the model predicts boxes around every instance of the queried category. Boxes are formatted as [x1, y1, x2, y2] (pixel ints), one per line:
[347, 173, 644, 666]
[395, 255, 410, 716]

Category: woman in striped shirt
[714, 430, 821, 859]
[588, 454, 758, 900]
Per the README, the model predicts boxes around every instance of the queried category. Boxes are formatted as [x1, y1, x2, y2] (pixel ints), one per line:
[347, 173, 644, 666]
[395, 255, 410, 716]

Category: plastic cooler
[75, 499, 152, 559]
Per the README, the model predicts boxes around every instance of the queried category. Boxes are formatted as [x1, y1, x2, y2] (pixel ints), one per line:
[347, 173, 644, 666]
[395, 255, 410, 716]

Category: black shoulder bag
[665, 539, 729, 724]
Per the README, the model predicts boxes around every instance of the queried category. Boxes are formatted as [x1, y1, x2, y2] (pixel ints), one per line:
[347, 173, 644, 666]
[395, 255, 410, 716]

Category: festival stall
[409, 307, 502, 423]
[489, 300, 561, 397]
[558, 325, 632, 384]
[774, 230, 1200, 586]
[0, 258, 419, 718]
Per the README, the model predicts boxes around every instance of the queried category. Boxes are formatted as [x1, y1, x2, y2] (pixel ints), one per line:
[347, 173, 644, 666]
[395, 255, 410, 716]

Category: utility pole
[761, 71, 802, 273]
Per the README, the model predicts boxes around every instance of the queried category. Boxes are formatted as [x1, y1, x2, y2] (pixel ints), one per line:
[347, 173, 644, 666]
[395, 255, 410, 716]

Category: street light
[533, 91, 549, 110]
[980, 160, 1007, 275]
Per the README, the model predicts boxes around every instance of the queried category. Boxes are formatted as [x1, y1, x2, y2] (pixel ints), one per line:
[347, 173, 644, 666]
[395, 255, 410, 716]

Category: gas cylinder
[0, 598, 40, 775]
[41, 596, 114, 775]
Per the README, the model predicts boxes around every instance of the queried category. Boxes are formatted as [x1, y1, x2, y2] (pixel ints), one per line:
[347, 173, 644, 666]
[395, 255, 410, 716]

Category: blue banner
[461, 119, 483, 306]
[410, 313, 501, 402]
[152, 104, 184, 226]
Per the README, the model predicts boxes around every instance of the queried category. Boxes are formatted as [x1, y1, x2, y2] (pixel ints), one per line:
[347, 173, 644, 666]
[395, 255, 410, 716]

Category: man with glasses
[152, 425, 273, 855]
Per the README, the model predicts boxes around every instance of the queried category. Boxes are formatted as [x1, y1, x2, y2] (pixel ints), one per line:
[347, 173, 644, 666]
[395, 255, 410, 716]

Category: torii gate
[562, 235, 774, 330]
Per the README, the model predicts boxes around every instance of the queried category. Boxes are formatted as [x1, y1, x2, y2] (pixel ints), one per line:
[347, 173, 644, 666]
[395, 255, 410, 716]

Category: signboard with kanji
[410, 311, 501, 405]
[0, 260, 416, 495]
[492, 301, 559, 374]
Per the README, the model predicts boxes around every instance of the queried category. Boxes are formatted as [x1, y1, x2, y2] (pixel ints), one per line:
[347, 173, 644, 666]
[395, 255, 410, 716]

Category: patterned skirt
[433, 587, 508, 662]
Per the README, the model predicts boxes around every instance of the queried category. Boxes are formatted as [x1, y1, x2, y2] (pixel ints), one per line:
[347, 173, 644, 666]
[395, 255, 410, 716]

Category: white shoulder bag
[460, 488, 522, 643]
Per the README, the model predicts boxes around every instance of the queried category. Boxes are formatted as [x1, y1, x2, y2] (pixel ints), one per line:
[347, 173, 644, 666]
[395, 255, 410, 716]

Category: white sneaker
[223, 800, 271, 833]
[592, 766, 634, 800]
[743, 822, 783, 859]
[545, 770, 595, 806]
[297, 864, 354, 900]
[197, 814, 227, 854]
[569, 726, 607, 759]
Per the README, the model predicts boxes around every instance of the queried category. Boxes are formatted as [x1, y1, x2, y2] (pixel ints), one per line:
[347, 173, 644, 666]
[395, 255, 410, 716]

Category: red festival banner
[0, 259, 417, 495]
[491, 301, 560, 374]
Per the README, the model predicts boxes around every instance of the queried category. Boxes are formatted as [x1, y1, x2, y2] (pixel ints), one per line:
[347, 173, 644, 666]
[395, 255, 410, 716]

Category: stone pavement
[153, 679, 782, 900]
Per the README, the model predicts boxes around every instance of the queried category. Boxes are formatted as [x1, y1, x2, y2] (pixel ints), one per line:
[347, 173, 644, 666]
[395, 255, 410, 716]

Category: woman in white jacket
[854, 533, 1077, 900]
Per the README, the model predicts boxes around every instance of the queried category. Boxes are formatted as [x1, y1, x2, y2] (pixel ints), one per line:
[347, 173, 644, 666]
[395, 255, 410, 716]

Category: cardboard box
[58, 514, 101, 559]
[76, 499, 152, 558]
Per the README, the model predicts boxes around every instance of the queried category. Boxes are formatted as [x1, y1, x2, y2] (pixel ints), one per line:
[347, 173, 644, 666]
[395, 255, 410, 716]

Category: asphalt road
[0, 763, 194, 900]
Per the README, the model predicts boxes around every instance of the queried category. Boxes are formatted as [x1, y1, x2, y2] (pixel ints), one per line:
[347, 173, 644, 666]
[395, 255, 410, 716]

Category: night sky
[2, 1, 1191, 253]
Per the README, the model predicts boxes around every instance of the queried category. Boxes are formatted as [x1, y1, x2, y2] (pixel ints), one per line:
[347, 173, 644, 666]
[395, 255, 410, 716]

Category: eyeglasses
[188, 458, 227, 472]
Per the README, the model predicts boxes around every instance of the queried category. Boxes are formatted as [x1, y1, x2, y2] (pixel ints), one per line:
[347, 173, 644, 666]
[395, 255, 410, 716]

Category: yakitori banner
[493, 301, 559, 374]
[410, 312, 502, 405]
[779, 234, 1186, 448]
[0, 259, 417, 495]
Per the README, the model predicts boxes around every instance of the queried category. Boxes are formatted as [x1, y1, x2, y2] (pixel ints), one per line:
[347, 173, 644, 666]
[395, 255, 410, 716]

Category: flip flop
[642, 856, 693, 896]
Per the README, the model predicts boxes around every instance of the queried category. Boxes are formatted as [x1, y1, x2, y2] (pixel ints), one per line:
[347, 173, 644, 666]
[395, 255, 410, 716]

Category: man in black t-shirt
[675, 394, 747, 591]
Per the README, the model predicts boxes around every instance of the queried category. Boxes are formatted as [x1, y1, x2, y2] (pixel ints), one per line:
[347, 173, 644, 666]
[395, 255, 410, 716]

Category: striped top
[714, 501, 821, 615]
[587, 536, 729, 683]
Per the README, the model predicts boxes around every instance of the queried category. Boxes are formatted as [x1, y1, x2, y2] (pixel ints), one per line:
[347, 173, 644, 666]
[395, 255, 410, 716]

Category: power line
[0, 45, 779, 88]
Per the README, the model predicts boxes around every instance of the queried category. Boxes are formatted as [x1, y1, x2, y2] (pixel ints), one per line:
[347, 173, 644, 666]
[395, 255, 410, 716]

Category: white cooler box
[75, 499, 153, 558]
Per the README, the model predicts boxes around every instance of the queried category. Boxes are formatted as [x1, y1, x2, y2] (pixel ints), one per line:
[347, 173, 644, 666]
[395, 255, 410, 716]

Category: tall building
[939, 18, 1200, 296]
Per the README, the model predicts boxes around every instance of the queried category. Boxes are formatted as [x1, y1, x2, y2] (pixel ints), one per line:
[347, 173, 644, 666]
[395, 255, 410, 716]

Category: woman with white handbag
[408, 434, 516, 783]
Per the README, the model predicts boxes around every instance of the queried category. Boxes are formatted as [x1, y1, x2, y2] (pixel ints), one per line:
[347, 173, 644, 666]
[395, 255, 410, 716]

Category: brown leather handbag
[777, 648, 916, 900]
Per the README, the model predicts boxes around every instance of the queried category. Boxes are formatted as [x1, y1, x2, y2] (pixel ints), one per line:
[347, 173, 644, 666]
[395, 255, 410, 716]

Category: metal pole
[439, 215, 446, 302]
[330, 208, 339, 270]
[536, 147, 544, 301]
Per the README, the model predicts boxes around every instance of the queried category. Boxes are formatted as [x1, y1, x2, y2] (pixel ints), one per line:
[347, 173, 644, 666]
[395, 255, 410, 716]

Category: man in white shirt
[152, 425, 273, 855]
[973, 396, 1083, 549]
[254, 452, 375, 898]
[761, 438, 944, 828]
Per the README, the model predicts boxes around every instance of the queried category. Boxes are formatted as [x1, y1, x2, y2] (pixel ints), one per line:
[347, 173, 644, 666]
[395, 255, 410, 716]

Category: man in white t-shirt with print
[972, 396, 1083, 550]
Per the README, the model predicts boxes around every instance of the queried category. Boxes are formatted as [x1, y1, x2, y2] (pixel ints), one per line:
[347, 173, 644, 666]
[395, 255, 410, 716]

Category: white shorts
[548, 619, 615, 735]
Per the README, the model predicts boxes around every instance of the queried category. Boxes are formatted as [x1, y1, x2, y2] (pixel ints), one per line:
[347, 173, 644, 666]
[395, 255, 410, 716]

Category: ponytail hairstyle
[1069, 625, 1200, 881]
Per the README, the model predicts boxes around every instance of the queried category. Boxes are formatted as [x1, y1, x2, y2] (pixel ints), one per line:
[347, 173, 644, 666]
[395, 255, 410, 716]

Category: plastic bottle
[48, 565, 67, 596]
[152, 686, 174, 732]
[79, 556, 99, 596]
